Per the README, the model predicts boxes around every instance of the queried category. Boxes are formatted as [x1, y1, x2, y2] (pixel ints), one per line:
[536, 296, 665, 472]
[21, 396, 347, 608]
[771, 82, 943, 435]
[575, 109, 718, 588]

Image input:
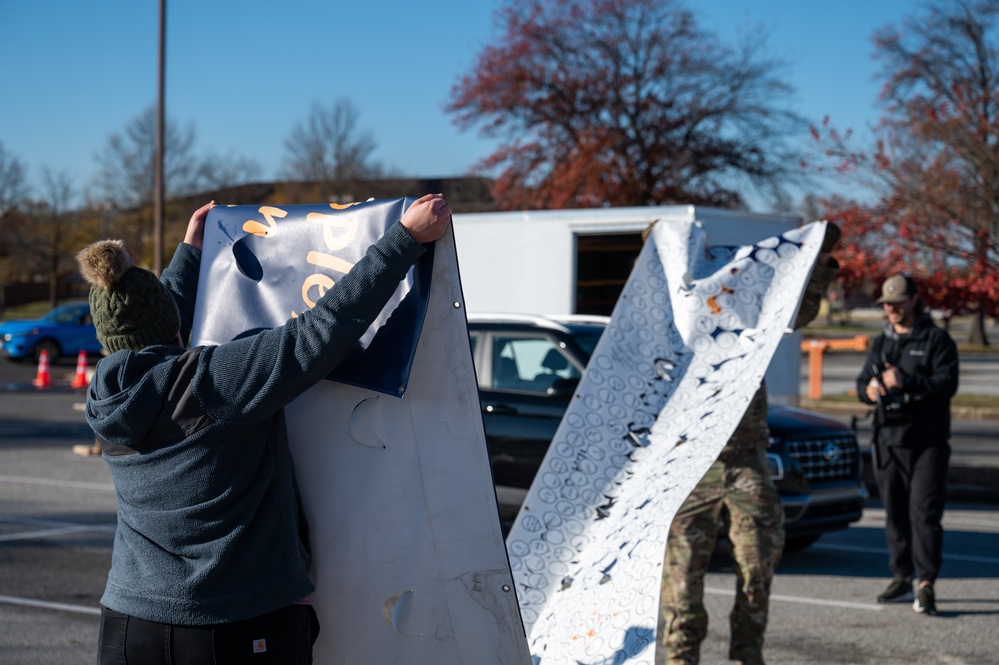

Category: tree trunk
[48, 270, 58, 311]
[967, 307, 991, 346]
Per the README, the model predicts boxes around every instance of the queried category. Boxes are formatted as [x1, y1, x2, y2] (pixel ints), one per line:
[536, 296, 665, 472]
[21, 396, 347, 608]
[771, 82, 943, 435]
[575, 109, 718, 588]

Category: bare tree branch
[283, 98, 382, 202]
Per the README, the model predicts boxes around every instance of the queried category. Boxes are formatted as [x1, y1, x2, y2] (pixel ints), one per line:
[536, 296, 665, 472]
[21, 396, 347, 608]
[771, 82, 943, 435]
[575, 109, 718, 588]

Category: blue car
[0, 302, 103, 362]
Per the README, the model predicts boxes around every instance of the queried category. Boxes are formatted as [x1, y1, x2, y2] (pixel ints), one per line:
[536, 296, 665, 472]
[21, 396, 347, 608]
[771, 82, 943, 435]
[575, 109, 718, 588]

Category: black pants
[874, 442, 950, 584]
[98, 604, 320, 665]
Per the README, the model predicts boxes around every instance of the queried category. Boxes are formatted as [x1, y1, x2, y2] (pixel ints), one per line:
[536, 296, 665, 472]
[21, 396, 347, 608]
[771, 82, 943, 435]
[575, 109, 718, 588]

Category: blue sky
[0, 0, 921, 210]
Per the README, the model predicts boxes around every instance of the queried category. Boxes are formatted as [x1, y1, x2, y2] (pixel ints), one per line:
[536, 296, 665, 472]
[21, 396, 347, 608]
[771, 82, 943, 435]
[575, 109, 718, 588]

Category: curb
[864, 477, 999, 506]
[947, 482, 999, 505]
[807, 399, 999, 505]
[799, 399, 999, 422]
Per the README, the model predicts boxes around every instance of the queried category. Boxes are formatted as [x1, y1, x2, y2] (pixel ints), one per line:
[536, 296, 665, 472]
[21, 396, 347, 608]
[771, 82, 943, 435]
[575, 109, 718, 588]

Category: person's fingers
[192, 201, 215, 221]
[412, 193, 437, 205]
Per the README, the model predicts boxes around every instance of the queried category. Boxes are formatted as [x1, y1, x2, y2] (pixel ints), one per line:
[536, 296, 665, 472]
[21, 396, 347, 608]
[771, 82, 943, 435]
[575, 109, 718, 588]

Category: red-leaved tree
[825, 198, 999, 332]
[447, 0, 805, 210]
[814, 0, 999, 345]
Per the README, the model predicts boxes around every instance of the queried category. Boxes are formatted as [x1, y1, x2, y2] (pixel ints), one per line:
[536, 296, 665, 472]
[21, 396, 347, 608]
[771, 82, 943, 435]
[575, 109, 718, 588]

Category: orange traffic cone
[33, 349, 51, 388]
[71, 350, 89, 389]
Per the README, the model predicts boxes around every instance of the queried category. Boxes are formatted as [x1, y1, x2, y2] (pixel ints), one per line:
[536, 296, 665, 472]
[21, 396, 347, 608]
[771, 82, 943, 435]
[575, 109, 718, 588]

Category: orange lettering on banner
[301, 273, 336, 309]
[307, 210, 360, 251]
[307, 251, 355, 275]
[276, 204, 364, 316]
[243, 206, 287, 237]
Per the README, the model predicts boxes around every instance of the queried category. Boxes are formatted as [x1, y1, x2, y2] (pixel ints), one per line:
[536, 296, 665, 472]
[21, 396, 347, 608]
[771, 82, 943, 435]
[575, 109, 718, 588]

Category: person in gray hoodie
[78, 194, 452, 664]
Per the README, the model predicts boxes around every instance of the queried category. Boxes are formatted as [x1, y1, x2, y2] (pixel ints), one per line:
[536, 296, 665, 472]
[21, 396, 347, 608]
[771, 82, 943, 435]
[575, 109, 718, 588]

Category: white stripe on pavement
[0, 515, 116, 530]
[861, 510, 999, 533]
[815, 542, 999, 565]
[0, 474, 113, 491]
[0, 516, 116, 542]
[705, 587, 884, 611]
[0, 525, 113, 543]
[0, 594, 101, 616]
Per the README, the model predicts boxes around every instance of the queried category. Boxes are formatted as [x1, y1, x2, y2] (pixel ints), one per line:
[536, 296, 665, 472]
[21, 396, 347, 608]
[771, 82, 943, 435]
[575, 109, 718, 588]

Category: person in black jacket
[856, 274, 959, 616]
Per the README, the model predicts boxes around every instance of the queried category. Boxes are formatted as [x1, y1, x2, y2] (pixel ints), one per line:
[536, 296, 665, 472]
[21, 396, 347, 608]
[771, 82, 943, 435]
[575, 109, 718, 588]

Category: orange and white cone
[71, 350, 89, 389]
[33, 349, 51, 388]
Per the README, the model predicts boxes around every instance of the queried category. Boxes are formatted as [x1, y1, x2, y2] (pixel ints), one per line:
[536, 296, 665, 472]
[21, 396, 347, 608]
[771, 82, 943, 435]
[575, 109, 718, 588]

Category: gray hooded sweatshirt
[86, 222, 425, 625]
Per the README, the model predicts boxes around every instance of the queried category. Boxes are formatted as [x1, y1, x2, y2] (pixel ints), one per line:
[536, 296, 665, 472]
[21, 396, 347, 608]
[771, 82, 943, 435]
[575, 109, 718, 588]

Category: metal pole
[153, 0, 166, 275]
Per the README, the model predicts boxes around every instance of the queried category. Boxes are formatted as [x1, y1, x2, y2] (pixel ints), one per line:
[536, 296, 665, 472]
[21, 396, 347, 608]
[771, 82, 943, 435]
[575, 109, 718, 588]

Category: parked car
[467, 313, 866, 551]
[0, 302, 102, 362]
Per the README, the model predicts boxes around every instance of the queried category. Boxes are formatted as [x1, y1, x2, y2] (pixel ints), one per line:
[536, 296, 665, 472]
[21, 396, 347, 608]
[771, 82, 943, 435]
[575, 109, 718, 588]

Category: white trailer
[451, 204, 808, 405]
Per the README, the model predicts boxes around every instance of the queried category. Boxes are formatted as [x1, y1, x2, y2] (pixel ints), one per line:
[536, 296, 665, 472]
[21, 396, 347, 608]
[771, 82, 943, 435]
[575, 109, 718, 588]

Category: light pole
[154, 0, 165, 275]
[0, 209, 5, 316]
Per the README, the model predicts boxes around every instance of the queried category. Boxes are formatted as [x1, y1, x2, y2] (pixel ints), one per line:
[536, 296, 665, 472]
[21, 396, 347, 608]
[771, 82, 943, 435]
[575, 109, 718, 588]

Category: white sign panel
[191, 201, 531, 665]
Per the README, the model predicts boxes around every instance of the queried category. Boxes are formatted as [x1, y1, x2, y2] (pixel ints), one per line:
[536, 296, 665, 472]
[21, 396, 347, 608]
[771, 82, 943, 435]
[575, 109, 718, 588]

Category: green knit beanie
[76, 239, 181, 353]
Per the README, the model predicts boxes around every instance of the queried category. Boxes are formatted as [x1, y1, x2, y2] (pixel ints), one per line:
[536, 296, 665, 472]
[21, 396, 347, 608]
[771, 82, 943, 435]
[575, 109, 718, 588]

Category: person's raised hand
[400, 193, 452, 244]
[184, 201, 216, 251]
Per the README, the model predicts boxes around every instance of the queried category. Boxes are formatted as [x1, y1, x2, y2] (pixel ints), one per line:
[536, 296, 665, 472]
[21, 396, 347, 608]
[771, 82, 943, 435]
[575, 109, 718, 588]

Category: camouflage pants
[660, 447, 784, 665]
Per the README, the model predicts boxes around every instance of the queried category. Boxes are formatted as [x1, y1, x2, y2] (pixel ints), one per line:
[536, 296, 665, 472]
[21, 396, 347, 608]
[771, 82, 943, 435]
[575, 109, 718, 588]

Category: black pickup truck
[467, 313, 866, 551]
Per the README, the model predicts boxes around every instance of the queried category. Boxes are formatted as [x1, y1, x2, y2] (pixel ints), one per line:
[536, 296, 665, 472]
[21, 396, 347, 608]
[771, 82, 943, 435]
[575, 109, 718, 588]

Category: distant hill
[175, 175, 500, 214]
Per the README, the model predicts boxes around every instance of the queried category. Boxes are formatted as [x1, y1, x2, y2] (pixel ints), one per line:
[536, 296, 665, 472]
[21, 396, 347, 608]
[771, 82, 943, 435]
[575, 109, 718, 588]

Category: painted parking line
[0, 474, 113, 491]
[0, 594, 100, 616]
[860, 509, 999, 533]
[0, 516, 116, 543]
[705, 587, 884, 611]
[814, 542, 999, 565]
[0, 526, 107, 543]
[0, 516, 114, 529]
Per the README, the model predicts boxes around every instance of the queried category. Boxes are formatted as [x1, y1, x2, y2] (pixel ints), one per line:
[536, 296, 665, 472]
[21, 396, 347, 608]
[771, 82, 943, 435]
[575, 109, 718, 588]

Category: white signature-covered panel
[508, 220, 825, 665]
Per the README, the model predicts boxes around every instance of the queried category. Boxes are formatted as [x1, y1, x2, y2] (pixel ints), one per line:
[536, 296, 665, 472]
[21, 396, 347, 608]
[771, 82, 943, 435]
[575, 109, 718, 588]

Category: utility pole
[153, 0, 166, 275]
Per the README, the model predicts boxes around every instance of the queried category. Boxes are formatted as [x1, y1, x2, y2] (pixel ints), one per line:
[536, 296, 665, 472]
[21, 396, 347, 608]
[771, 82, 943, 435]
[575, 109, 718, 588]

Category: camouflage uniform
[661, 385, 780, 665]
[660, 238, 839, 665]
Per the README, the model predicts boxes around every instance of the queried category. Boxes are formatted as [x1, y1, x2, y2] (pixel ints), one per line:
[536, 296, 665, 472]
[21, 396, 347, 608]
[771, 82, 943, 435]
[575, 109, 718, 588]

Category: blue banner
[191, 198, 434, 396]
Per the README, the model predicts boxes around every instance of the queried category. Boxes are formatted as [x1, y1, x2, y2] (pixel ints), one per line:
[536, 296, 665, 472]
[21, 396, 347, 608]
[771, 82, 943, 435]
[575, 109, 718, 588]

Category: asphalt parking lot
[1, 357, 998, 664]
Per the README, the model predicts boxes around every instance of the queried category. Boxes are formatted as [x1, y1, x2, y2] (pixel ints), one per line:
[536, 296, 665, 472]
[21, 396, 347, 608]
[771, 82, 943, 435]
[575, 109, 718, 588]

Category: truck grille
[785, 435, 859, 483]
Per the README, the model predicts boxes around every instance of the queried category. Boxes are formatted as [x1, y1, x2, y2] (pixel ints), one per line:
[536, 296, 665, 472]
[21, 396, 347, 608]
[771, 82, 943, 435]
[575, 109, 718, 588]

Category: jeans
[97, 603, 319, 665]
